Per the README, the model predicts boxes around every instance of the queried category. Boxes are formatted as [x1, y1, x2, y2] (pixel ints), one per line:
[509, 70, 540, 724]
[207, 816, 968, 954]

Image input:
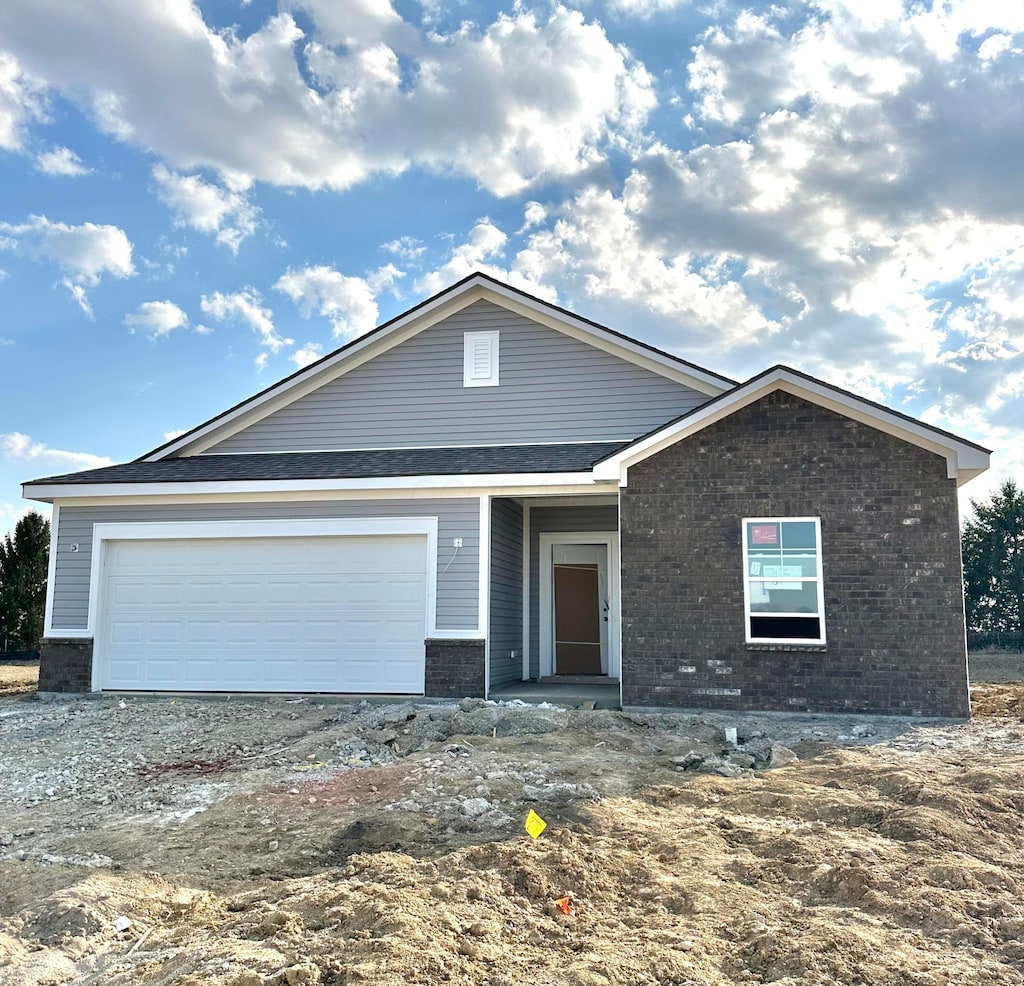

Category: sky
[0, 0, 1022, 534]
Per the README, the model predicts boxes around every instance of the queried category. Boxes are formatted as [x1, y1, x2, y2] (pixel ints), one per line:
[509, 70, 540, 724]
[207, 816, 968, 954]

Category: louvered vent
[463, 330, 499, 387]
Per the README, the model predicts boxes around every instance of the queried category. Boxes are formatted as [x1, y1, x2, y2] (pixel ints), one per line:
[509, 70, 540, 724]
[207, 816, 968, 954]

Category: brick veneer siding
[38, 638, 94, 693]
[621, 391, 970, 717]
[425, 638, 486, 699]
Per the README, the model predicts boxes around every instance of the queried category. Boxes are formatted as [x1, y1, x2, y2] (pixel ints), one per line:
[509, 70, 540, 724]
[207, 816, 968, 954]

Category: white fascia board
[593, 369, 991, 486]
[150, 278, 730, 460]
[23, 473, 615, 503]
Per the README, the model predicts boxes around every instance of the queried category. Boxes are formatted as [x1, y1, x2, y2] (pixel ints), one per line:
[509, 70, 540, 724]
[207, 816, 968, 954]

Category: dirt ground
[1, 652, 1023, 986]
[0, 661, 39, 696]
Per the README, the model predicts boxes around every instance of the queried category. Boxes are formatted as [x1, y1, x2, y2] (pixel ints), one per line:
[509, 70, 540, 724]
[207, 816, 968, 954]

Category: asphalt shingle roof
[27, 442, 630, 487]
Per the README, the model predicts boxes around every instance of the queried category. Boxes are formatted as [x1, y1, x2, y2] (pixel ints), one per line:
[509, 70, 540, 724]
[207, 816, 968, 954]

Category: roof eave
[592, 367, 992, 486]
[23, 471, 619, 502]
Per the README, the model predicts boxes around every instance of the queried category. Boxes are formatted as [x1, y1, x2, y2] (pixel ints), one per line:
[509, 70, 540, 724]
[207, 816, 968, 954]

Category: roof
[142, 272, 736, 462]
[592, 365, 991, 487]
[26, 442, 631, 488]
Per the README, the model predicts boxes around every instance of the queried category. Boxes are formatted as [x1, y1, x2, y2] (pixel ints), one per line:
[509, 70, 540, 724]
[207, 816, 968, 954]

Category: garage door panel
[109, 582, 146, 606]
[385, 619, 424, 643]
[183, 657, 219, 680]
[185, 622, 220, 645]
[264, 620, 302, 643]
[110, 621, 144, 644]
[222, 621, 261, 644]
[97, 534, 428, 693]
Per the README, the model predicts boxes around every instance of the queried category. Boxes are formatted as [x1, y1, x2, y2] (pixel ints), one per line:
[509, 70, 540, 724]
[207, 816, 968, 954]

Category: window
[463, 330, 499, 387]
[742, 517, 825, 644]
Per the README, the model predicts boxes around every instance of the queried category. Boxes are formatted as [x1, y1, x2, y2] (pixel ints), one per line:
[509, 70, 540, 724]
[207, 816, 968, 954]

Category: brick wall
[620, 391, 969, 717]
[38, 638, 94, 692]
[425, 638, 486, 699]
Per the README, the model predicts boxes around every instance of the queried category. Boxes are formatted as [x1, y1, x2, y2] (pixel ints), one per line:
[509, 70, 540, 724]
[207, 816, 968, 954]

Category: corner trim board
[480, 495, 491, 698]
[42, 502, 60, 637]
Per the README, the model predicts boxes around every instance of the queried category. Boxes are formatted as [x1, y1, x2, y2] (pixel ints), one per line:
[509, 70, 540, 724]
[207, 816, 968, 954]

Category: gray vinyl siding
[208, 301, 709, 453]
[529, 504, 619, 679]
[488, 498, 523, 689]
[51, 499, 479, 633]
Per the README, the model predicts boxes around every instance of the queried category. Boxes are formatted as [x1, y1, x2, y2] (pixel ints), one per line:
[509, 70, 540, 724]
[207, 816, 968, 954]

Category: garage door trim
[88, 518, 439, 692]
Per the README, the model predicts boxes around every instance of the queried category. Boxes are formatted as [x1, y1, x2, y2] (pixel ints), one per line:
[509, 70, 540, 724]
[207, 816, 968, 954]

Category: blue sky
[1, 0, 1022, 532]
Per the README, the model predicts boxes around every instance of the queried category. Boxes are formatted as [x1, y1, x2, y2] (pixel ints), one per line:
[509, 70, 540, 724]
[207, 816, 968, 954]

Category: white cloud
[0, 52, 45, 152]
[518, 201, 547, 233]
[0, 3, 655, 196]
[152, 165, 258, 253]
[382, 236, 425, 261]
[608, 0, 691, 17]
[124, 300, 190, 339]
[35, 145, 90, 176]
[163, 428, 187, 442]
[515, 182, 782, 351]
[274, 264, 400, 339]
[291, 0, 417, 50]
[413, 219, 559, 302]
[291, 342, 323, 368]
[0, 432, 113, 472]
[200, 288, 292, 353]
[0, 214, 134, 315]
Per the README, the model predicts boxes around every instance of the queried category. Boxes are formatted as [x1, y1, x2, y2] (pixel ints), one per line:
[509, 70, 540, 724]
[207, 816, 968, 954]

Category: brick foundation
[620, 391, 970, 717]
[38, 638, 94, 693]
[425, 638, 485, 699]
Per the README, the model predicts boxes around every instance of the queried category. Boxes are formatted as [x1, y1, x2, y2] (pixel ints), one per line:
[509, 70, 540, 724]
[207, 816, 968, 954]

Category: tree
[962, 479, 1024, 651]
[0, 511, 50, 653]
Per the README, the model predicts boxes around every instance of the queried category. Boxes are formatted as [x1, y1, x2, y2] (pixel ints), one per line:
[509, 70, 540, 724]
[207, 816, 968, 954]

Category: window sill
[745, 642, 827, 653]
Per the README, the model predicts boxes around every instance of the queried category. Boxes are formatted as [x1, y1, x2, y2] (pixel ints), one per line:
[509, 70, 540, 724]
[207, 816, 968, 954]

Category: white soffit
[145, 275, 734, 461]
[592, 368, 990, 487]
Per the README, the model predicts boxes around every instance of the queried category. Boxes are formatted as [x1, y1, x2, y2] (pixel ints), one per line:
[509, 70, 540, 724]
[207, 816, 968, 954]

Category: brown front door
[553, 563, 602, 674]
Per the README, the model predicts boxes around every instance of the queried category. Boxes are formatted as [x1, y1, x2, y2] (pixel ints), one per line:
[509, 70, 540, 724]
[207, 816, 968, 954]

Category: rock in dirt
[449, 708, 562, 737]
[461, 797, 492, 818]
[283, 963, 320, 985]
[768, 743, 799, 767]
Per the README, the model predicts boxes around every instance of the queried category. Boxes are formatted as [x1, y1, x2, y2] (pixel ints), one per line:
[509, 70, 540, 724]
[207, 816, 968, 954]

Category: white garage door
[95, 535, 428, 693]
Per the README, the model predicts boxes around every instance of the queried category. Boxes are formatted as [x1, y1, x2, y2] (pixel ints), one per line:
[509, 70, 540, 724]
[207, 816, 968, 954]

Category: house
[23, 273, 990, 716]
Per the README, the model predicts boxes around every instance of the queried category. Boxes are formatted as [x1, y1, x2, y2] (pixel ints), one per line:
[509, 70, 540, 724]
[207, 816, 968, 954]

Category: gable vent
[464, 330, 499, 387]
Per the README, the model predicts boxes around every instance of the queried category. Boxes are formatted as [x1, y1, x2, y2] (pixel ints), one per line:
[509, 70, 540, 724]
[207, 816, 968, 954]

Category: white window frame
[741, 516, 826, 646]
[463, 330, 499, 388]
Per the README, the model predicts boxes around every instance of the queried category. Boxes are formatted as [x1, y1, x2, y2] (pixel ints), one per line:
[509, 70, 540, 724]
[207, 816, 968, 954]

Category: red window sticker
[751, 524, 778, 546]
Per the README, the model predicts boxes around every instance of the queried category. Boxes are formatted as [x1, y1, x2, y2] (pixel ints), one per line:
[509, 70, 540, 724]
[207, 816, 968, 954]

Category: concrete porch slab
[489, 681, 621, 710]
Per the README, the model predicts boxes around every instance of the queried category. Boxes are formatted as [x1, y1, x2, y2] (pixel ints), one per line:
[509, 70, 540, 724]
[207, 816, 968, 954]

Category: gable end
[145, 274, 734, 461]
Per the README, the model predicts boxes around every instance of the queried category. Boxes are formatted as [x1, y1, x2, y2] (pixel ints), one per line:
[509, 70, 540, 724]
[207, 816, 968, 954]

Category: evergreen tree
[962, 479, 1024, 650]
[0, 511, 50, 652]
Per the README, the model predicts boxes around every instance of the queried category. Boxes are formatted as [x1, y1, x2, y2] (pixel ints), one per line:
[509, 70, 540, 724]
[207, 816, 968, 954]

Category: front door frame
[538, 531, 620, 679]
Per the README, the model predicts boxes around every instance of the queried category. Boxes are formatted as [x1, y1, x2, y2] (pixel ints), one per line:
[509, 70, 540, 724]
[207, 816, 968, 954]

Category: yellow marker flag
[524, 809, 547, 840]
